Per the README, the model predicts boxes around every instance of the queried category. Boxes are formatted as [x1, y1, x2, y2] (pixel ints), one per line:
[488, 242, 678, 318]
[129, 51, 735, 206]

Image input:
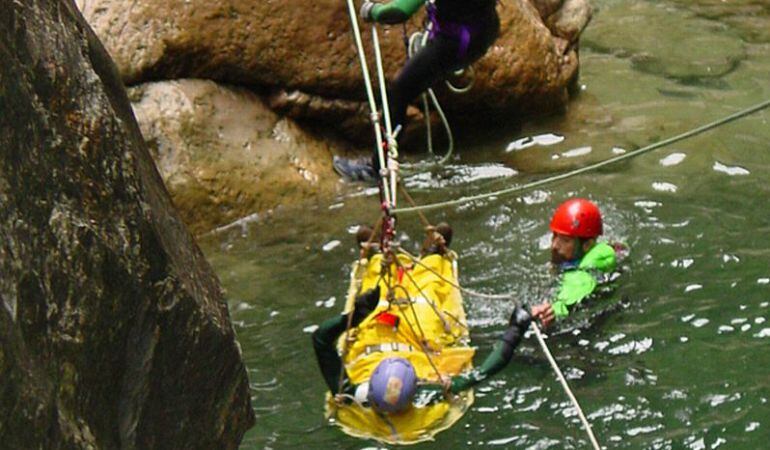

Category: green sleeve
[311, 315, 354, 394]
[551, 270, 597, 318]
[372, 0, 424, 24]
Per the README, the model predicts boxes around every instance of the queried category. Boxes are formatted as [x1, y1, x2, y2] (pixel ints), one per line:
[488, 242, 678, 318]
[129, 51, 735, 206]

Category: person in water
[333, 0, 501, 182]
[312, 287, 532, 413]
[530, 198, 624, 328]
[312, 222, 532, 414]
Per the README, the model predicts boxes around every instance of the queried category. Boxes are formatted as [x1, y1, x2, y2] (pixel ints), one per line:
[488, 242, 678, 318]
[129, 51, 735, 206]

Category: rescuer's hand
[360, 1, 377, 22]
[530, 303, 555, 329]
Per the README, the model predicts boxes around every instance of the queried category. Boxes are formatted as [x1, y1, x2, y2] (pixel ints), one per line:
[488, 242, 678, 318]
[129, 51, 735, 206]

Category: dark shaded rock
[0, 1, 254, 448]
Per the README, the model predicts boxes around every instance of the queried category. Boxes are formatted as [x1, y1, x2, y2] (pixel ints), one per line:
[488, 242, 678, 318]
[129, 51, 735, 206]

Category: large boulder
[0, 1, 254, 448]
[76, 0, 591, 126]
[128, 79, 343, 234]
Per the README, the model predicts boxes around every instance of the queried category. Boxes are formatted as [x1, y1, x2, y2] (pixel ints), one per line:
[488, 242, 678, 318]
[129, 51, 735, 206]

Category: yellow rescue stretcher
[325, 251, 476, 444]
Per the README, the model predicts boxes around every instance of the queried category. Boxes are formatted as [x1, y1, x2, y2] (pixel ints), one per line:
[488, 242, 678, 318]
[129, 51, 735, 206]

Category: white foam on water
[692, 318, 710, 328]
[322, 240, 341, 252]
[754, 328, 770, 338]
[561, 146, 593, 158]
[505, 133, 565, 152]
[653, 181, 678, 192]
[713, 161, 750, 176]
[660, 152, 686, 166]
[635, 200, 662, 209]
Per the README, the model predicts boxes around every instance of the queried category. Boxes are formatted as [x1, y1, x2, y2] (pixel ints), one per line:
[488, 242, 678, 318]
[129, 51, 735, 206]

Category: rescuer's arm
[360, 0, 424, 25]
[550, 269, 597, 318]
[311, 287, 380, 394]
[449, 306, 532, 393]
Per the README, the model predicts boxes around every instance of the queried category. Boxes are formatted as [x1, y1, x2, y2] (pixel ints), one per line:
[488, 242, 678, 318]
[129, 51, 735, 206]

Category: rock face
[128, 79, 342, 234]
[77, 0, 591, 123]
[72, 0, 592, 233]
[0, 1, 254, 448]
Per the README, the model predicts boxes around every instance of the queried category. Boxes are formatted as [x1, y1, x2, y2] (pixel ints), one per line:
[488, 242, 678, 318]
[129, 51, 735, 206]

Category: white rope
[392, 98, 770, 214]
[370, 26, 399, 206]
[344, 0, 394, 206]
[445, 65, 475, 94]
[401, 30, 456, 170]
[531, 323, 601, 450]
[396, 246, 511, 300]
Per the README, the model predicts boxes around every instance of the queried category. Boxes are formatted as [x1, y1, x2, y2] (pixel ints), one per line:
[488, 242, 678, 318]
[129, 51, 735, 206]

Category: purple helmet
[367, 357, 417, 413]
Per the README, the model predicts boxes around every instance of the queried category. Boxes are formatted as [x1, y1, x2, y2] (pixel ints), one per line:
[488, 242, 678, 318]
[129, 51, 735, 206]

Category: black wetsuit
[311, 309, 527, 398]
[369, 0, 500, 168]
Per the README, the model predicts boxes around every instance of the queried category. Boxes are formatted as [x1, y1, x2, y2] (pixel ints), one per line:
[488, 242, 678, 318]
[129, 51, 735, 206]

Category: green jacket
[370, 0, 424, 24]
[552, 242, 617, 318]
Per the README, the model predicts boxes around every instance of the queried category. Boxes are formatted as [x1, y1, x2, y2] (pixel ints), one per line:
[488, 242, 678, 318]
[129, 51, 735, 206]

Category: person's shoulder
[579, 242, 617, 272]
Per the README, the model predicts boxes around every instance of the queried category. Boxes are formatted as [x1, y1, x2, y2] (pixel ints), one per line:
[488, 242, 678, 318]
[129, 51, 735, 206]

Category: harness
[425, 1, 480, 60]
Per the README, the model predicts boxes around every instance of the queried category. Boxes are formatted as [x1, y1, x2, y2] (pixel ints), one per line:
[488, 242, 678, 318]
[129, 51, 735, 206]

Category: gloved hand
[359, 1, 377, 22]
[508, 304, 532, 332]
[500, 304, 532, 349]
[351, 286, 381, 326]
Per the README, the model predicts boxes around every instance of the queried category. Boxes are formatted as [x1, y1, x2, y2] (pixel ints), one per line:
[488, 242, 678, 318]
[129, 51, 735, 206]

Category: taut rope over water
[531, 323, 602, 450]
[391, 98, 770, 215]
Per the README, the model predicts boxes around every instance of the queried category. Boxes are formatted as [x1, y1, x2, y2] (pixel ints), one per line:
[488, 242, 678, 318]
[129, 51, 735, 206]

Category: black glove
[359, 1, 376, 22]
[351, 286, 381, 326]
[498, 305, 531, 355]
[508, 304, 532, 332]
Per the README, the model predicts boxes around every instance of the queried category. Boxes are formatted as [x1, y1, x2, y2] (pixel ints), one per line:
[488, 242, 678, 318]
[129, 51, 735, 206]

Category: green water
[201, 1, 770, 448]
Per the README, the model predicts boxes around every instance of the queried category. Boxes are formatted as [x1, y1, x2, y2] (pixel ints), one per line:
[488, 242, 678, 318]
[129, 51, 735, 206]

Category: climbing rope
[531, 323, 601, 450]
[343, 0, 397, 208]
[392, 98, 770, 214]
[391, 283, 446, 381]
[396, 182, 516, 301]
[396, 245, 511, 300]
[400, 30, 456, 171]
[393, 256, 452, 333]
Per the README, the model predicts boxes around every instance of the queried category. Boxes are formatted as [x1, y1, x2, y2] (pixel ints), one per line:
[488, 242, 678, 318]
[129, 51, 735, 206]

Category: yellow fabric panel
[332, 253, 476, 444]
[341, 253, 472, 382]
[326, 390, 474, 445]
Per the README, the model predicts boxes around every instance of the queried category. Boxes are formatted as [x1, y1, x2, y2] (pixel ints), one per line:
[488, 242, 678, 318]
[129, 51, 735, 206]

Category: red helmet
[550, 198, 603, 239]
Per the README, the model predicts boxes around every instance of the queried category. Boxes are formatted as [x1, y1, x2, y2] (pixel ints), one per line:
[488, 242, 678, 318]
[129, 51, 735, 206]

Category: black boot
[332, 156, 377, 183]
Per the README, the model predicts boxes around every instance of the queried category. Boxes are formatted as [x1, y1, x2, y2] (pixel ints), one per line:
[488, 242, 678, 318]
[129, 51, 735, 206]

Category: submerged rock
[0, 1, 254, 448]
[128, 79, 342, 234]
[666, 0, 770, 44]
[583, 1, 745, 82]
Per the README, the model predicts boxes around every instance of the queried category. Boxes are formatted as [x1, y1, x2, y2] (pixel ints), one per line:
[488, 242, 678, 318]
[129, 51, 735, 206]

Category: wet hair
[435, 222, 453, 248]
[356, 225, 374, 247]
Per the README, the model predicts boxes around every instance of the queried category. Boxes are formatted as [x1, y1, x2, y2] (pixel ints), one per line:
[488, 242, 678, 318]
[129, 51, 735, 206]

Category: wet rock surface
[0, 1, 254, 448]
[77, 0, 591, 122]
[71, 0, 594, 232]
[128, 79, 343, 234]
